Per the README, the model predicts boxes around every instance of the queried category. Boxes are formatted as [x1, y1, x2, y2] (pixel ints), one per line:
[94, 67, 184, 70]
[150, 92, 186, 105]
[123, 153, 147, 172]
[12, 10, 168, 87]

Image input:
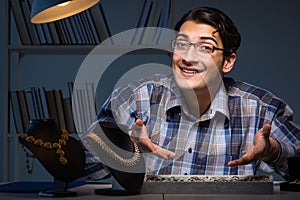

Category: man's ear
[222, 53, 236, 74]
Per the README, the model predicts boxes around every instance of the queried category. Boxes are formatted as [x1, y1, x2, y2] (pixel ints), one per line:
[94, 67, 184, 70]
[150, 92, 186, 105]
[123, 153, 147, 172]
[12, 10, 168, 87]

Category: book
[85, 82, 97, 124]
[45, 89, 59, 124]
[47, 22, 61, 44]
[80, 89, 90, 131]
[85, 9, 100, 44]
[55, 20, 69, 44]
[62, 97, 76, 133]
[30, 87, 43, 119]
[20, 0, 40, 44]
[41, 24, 54, 44]
[27, 0, 48, 44]
[9, 0, 31, 44]
[59, 19, 72, 44]
[140, 0, 162, 44]
[80, 11, 95, 44]
[64, 17, 78, 44]
[54, 90, 66, 129]
[69, 16, 84, 45]
[74, 14, 89, 44]
[153, 0, 172, 44]
[72, 88, 83, 133]
[131, 0, 153, 45]
[25, 90, 37, 120]
[16, 90, 30, 132]
[67, 81, 74, 98]
[89, 3, 113, 44]
[38, 87, 50, 118]
[10, 91, 24, 133]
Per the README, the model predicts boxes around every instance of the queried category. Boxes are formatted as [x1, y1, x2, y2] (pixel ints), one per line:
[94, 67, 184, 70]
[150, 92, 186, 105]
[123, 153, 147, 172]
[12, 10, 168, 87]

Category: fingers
[227, 160, 238, 166]
[152, 144, 176, 160]
[136, 138, 176, 160]
[131, 118, 148, 138]
[261, 123, 271, 137]
[130, 118, 176, 160]
[228, 123, 273, 167]
[228, 156, 253, 166]
[135, 118, 144, 127]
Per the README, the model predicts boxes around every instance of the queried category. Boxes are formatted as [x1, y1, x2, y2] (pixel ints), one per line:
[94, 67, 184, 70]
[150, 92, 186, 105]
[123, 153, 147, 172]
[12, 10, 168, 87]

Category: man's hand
[228, 123, 279, 166]
[130, 118, 176, 160]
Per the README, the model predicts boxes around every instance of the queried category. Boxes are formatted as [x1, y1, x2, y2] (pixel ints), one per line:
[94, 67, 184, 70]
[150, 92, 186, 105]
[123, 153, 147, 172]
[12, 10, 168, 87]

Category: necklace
[86, 132, 140, 166]
[18, 129, 69, 174]
[20, 144, 35, 174]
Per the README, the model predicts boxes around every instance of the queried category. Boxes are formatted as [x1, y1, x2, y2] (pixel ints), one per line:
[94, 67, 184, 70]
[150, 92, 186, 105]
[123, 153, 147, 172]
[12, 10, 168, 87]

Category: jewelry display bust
[18, 118, 86, 183]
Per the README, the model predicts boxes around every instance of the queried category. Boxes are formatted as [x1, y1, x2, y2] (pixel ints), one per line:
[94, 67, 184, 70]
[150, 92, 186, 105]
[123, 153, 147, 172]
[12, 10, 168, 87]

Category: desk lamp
[30, 0, 100, 24]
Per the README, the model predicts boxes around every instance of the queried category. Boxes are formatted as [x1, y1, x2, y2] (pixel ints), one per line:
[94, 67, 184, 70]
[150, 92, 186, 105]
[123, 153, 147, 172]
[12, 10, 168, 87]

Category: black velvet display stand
[94, 176, 131, 196]
[91, 122, 146, 195]
[280, 156, 300, 192]
[18, 119, 86, 198]
[38, 178, 77, 197]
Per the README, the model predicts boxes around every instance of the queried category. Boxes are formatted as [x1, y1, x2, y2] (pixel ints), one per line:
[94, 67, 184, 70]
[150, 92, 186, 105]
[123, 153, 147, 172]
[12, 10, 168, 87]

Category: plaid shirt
[97, 74, 300, 179]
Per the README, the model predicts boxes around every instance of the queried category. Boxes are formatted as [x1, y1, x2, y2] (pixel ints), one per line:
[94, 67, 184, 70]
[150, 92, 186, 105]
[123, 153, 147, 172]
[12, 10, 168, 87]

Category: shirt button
[188, 148, 192, 153]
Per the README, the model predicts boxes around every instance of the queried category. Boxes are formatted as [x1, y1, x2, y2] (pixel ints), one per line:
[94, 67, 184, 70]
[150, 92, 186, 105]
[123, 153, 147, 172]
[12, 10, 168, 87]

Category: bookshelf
[2, 0, 173, 182]
[9, 44, 173, 55]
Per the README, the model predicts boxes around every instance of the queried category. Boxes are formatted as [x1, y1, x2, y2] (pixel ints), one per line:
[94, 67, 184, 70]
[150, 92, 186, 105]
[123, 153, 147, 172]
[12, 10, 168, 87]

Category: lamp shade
[30, 0, 100, 24]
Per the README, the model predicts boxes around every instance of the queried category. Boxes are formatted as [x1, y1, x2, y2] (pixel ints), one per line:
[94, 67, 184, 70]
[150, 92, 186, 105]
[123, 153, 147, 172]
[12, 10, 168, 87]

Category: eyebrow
[176, 34, 218, 45]
[176, 33, 189, 39]
[199, 36, 218, 45]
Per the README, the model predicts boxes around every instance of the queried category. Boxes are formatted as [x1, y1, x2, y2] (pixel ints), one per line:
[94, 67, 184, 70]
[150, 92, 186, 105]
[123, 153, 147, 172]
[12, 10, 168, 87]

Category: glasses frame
[171, 40, 225, 55]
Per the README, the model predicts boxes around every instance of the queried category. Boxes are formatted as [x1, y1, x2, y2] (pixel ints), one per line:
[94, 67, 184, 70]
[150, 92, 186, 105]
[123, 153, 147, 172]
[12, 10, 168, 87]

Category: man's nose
[183, 46, 199, 64]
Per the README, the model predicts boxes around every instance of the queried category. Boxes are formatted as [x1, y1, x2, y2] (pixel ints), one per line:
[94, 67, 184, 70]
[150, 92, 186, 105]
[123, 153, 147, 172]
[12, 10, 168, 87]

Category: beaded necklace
[18, 129, 69, 174]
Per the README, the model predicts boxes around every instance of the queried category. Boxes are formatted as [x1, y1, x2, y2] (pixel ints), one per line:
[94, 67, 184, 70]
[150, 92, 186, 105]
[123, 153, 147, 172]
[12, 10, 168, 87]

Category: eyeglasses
[172, 40, 225, 55]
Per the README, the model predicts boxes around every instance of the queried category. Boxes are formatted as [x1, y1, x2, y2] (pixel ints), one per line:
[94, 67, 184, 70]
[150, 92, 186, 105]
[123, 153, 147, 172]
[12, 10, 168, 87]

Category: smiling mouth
[179, 66, 202, 74]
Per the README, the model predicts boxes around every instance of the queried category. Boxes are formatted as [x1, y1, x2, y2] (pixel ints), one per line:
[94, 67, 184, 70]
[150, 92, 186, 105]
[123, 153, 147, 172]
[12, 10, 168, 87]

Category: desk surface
[0, 182, 300, 200]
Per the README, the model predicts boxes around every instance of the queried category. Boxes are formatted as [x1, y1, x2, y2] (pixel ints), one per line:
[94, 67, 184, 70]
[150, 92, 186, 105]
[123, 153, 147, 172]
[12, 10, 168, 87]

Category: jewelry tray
[141, 175, 273, 194]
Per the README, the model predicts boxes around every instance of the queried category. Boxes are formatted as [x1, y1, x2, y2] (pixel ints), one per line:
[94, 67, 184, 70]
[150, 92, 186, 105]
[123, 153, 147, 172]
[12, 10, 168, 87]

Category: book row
[10, 0, 112, 45]
[10, 82, 97, 134]
[10, 0, 173, 46]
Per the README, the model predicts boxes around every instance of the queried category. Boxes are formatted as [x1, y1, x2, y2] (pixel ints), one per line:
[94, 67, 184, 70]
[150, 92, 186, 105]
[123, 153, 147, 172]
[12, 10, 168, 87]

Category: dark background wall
[1, 0, 300, 181]
[12, 0, 300, 122]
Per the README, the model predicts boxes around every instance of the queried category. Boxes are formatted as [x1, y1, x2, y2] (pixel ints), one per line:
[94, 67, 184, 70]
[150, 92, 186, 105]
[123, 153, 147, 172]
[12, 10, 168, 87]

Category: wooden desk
[0, 182, 300, 200]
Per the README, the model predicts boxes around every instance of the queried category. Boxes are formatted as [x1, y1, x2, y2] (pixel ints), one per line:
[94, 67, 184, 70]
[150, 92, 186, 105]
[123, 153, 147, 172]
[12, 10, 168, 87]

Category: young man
[95, 7, 300, 179]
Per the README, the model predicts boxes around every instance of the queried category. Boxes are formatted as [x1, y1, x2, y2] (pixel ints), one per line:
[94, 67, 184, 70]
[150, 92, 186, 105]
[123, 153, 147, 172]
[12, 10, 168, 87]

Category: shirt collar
[166, 76, 182, 110]
[166, 77, 230, 121]
[206, 83, 230, 120]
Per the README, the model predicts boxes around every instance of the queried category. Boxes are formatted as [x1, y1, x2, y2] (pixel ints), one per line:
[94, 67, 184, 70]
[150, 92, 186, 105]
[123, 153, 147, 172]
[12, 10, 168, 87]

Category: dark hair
[175, 7, 241, 57]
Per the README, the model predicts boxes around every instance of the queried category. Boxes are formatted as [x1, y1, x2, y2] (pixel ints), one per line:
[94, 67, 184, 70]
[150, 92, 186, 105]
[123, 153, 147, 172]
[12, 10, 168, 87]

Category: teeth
[181, 68, 199, 74]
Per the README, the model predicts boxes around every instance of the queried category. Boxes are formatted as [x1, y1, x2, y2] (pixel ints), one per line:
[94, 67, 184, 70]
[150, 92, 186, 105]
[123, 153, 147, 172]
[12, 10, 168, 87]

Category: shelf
[8, 44, 172, 55]
[9, 45, 96, 55]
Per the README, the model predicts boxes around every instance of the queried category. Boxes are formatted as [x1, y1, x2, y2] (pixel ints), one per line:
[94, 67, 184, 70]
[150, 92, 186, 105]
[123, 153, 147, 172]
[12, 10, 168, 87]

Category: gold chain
[86, 132, 140, 166]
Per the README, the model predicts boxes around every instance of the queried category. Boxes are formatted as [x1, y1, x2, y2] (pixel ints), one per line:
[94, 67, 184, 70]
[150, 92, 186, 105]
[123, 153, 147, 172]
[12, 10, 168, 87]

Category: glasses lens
[197, 44, 214, 54]
[173, 40, 189, 50]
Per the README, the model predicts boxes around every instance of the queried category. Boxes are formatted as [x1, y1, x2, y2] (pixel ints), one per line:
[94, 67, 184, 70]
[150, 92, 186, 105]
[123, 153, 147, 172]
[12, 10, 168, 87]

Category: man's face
[172, 21, 230, 93]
